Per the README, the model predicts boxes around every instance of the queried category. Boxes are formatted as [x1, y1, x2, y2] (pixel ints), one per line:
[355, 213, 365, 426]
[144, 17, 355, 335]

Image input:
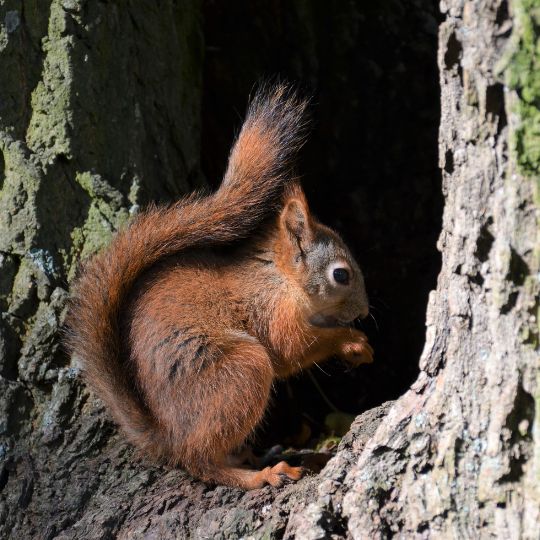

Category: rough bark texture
[1, 0, 539, 539]
[334, 0, 540, 536]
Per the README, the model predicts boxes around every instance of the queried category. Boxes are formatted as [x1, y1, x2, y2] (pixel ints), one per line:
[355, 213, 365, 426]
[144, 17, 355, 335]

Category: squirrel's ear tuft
[280, 194, 313, 248]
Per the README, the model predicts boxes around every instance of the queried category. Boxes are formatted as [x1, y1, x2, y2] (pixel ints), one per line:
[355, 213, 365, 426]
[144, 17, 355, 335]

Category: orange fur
[64, 85, 372, 490]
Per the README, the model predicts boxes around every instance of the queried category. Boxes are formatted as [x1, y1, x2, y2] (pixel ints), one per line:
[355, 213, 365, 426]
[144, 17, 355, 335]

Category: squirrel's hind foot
[264, 461, 304, 487]
[205, 461, 304, 490]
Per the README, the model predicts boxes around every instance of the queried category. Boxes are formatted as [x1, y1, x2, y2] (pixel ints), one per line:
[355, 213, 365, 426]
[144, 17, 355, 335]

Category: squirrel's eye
[333, 267, 350, 285]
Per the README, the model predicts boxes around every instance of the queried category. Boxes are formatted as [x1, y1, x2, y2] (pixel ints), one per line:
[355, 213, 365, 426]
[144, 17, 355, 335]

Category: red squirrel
[65, 85, 373, 490]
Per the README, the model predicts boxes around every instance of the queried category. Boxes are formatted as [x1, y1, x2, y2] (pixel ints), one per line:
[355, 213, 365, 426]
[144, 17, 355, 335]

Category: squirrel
[65, 84, 373, 490]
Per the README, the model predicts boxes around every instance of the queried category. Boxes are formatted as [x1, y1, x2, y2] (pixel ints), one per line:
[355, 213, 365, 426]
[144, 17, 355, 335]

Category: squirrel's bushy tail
[64, 84, 308, 457]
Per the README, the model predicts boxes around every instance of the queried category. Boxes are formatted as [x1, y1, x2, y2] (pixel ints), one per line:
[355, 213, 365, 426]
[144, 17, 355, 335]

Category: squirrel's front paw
[340, 333, 374, 366]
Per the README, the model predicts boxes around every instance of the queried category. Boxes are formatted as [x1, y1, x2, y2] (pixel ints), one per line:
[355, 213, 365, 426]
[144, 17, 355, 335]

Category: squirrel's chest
[259, 295, 313, 372]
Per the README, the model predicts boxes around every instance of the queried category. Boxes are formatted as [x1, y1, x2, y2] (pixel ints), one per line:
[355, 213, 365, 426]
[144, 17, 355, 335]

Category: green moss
[0, 140, 41, 253]
[26, 1, 73, 162]
[63, 171, 130, 278]
[505, 1, 540, 340]
[505, 0, 540, 185]
[503, 0, 540, 490]
[9, 258, 37, 318]
[69, 201, 129, 275]
[75, 172, 124, 210]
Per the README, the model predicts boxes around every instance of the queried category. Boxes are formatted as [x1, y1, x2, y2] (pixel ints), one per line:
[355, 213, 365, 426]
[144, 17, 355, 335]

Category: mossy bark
[0, 1, 203, 537]
[0, 0, 538, 539]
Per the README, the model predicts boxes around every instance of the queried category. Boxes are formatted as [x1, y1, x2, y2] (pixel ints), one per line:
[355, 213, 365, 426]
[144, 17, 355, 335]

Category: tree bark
[337, 0, 540, 535]
[1, 1, 538, 539]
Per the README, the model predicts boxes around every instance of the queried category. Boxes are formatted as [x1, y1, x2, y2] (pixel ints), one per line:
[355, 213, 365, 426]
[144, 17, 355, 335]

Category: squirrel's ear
[280, 196, 313, 249]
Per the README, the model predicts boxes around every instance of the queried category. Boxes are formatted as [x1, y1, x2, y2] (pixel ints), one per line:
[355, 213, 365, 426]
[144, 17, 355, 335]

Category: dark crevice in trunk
[200, 0, 443, 451]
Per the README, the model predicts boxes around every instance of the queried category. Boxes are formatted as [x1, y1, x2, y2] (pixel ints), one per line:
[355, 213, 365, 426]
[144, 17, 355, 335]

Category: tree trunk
[0, 1, 538, 539]
[333, 1, 540, 536]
